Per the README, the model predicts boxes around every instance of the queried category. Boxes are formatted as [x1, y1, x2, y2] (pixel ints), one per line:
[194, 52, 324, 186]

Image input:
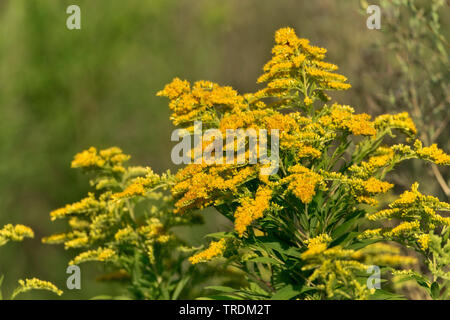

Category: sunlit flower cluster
[11, 278, 63, 299]
[189, 238, 227, 264]
[360, 183, 450, 251]
[0, 224, 34, 246]
[43, 147, 202, 299]
[256, 27, 350, 102]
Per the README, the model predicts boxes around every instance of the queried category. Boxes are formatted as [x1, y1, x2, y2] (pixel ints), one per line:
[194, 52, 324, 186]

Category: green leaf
[395, 272, 430, 290]
[283, 248, 303, 259]
[331, 211, 363, 239]
[172, 275, 191, 300]
[347, 239, 378, 250]
[370, 289, 406, 300]
[430, 282, 440, 300]
[330, 231, 358, 247]
[206, 232, 234, 239]
[0, 274, 3, 300]
[248, 257, 282, 265]
[270, 285, 308, 300]
[91, 295, 114, 300]
[205, 285, 237, 293]
[198, 295, 243, 300]
[91, 295, 132, 300]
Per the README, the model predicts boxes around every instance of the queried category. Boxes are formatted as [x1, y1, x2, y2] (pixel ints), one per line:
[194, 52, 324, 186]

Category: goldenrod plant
[44, 27, 449, 300]
[0, 224, 62, 299]
[43, 147, 204, 299]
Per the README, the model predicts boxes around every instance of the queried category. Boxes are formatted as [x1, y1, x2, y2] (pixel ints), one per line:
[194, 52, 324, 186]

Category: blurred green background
[0, 0, 448, 299]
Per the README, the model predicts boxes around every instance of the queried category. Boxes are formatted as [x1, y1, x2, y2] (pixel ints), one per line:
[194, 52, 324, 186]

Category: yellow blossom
[12, 278, 63, 299]
[284, 165, 323, 204]
[234, 186, 272, 237]
[189, 239, 226, 264]
[69, 248, 116, 265]
[0, 224, 34, 246]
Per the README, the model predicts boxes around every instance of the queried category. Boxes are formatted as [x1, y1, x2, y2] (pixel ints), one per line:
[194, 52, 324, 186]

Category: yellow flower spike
[304, 97, 313, 106]
[114, 226, 138, 244]
[71, 147, 104, 168]
[362, 177, 393, 194]
[301, 242, 373, 300]
[69, 247, 116, 265]
[157, 78, 246, 126]
[189, 238, 227, 264]
[0, 224, 34, 246]
[64, 234, 89, 249]
[362, 182, 450, 250]
[357, 243, 418, 267]
[11, 278, 63, 299]
[387, 221, 421, 237]
[71, 147, 130, 171]
[42, 232, 73, 245]
[156, 77, 191, 100]
[50, 193, 105, 221]
[415, 143, 450, 165]
[283, 165, 323, 204]
[417, 234, 430, 251]
[234, 186, 272, 237]
[138, 218, 165, 239]
[257, 28, 351, 101]
[305, 233, 332, 248]
[322, 103, 376, 136]
[374, 112, 417, 137]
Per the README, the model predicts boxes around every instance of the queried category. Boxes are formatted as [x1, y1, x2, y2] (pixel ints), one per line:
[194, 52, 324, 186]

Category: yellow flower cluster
[45, 145, 202, 299]
[305, 233, 332, 247]
[349, 147, 394, 178]
[189, 238, 227, 264]
[71, 146, 130, 173]
[172, 164, 259, 214]
[354, 243, 417, 267]
[69, 247, 117, 265]
[157, 78, 246, 126]
[361, 183, 450, 251]
[374, 112, 417, 137]
[319, 103, 376, 136]
[112, 168, 161, 200]
[322, 171, 393, 206]
[138, 218, 172, 245]
[417, 234, 430, 251]
[50, 193, 105, 221]
[162, 29, 447, 250]
[301, 243, 372, 299]
[11, 278, 63, 299]
[414, 140, 450, 165]
[114, 226, 138, 244]
[362, 177, 394, 194]
[234, 186, 272, 237]
[301, 238, 415, 299]
[283, 165, 323, 204]
[0, 224, 34, 246]
[256, 27, 350, 101]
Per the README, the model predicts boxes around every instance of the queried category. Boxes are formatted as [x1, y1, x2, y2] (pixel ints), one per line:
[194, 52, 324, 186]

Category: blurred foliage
[0, 0, 448, 298]
[359, 0, 449, 198]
